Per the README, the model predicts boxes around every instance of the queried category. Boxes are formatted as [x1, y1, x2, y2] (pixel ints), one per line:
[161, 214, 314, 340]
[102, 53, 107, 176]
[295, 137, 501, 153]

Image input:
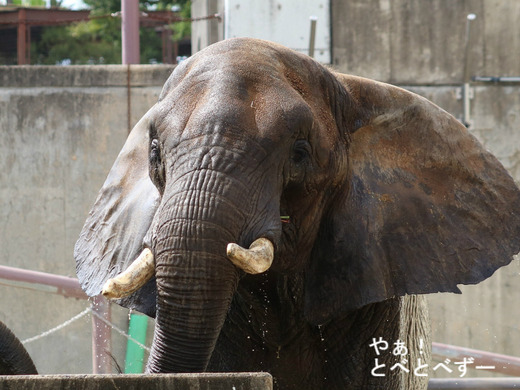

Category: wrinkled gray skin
[75, 38, 520, 389]
[0, 321, 38, 375]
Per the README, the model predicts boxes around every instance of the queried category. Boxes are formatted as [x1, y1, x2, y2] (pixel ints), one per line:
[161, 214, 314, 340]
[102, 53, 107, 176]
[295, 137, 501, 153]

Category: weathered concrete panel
[332, 0, 520, 84]
[0, 373, 273, 390]
[332, 0, 393, 81]
[0, 65, 174, 374]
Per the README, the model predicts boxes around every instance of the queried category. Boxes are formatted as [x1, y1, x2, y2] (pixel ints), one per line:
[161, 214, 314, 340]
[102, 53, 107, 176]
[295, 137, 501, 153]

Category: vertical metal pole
[162, 27, 174, 64]
[26, 25, 31, 65]
[122, 0, 140, 64]
[127, 64, 132, 133]
[463, 13, 476, 84]
[17, 8, 26, 65]
[462, 13, 476, 128]
[91, 295, 112, 374]
[224, 0, 230, 40]
[308, 16, 317, 58]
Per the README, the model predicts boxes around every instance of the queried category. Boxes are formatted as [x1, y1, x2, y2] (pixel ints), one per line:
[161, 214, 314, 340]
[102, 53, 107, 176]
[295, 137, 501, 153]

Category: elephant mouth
[102, 237, 275, 299]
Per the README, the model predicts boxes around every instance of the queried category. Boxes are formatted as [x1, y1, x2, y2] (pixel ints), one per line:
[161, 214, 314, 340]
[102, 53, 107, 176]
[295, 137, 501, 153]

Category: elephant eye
[292, 140, 312, 164]
[149, 127, 165, 193]
[150, 139, 160, 162]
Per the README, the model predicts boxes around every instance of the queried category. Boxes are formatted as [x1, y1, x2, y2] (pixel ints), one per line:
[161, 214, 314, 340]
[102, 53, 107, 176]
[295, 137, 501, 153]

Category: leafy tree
[31, 0, 190, 65]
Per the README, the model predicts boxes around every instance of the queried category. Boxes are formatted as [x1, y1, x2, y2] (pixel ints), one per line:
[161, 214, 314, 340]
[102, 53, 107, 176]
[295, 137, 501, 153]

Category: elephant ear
[74, 107, 160, 317]
[305, 75, 520, 325]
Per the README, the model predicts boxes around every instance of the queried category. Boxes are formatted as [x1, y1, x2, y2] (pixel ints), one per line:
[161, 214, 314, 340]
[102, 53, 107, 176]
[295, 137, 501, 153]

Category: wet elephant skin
[75, 38, 520, 389]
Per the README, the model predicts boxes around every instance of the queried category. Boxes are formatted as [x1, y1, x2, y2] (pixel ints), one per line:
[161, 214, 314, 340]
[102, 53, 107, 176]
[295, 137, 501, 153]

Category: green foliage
[12, 0, 46, 6]
[32, 17, 122, 64]
[31, 0, 190, 65]
[171, 0, 190, 41]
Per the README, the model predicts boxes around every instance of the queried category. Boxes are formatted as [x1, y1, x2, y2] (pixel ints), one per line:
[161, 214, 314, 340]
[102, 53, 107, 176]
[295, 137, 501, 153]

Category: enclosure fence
[1, 264, 520, 389]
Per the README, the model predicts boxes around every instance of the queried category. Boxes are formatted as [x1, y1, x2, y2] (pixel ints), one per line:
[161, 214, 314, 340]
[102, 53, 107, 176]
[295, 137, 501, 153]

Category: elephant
[0, 320, 38, 375]
[74, 38, 520, 389]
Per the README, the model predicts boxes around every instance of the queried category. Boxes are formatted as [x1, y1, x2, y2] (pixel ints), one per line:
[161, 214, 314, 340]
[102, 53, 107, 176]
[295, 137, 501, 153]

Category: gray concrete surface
[331, 0, 520, 84]
[0, 65, 174, 374]
[0, 373, 273, 390]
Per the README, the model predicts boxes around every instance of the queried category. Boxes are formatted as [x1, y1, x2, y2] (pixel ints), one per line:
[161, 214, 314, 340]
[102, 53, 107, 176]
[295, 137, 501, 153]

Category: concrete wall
[191, 0, 225, 53]
[0, 373, 273, 390]
[330, 0, 520, 377]
[0, 65, 174, 374]
[331, 0, 520, 84]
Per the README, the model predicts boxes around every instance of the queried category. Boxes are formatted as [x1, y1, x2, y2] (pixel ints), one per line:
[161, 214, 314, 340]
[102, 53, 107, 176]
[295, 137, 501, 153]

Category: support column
[17, 8, 27, 65]
[122, 0, 140, 64]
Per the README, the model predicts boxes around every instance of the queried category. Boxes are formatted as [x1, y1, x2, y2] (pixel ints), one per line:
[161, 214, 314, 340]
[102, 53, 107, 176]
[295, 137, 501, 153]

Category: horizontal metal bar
[0, 265, 88, 300]
[428, 378, 520, 389]
[472, 76, 520, 83]
[433, 342, 520, 377]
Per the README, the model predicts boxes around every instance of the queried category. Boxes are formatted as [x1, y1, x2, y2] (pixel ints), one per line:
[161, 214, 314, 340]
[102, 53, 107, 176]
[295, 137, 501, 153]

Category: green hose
[124, 313, 149, 373]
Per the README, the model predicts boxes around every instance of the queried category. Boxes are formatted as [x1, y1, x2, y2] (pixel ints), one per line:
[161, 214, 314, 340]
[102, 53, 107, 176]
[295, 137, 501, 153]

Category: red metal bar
[122, 0, 140, 64]
[0, 265, 114, 374]
[428, 378, 520, 389]
[0, 265, 87, 300]
[432, 342, 520, 377]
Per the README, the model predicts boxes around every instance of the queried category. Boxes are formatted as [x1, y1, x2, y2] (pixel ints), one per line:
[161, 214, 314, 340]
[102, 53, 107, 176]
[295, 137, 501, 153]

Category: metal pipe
[462, 13, 476, 128]
[0, 265, 114, 374]
[472, 76, 520, 83]
[0, 265, 87, 300]
[122, 0, 140, 64]
[463, 13, 476, 83]
[308, 16, 317, 58]
[433, 342, 520, 376]
[428, 378, 520, 389]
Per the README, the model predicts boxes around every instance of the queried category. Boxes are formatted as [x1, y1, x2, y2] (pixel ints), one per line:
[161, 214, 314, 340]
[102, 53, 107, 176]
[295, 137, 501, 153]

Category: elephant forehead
[155, 39, 337, 145]
[158, 72, 315, 146]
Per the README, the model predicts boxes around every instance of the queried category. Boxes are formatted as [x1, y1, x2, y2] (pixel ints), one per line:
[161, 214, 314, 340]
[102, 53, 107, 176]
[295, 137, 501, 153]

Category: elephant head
[74, 38, 520, 375]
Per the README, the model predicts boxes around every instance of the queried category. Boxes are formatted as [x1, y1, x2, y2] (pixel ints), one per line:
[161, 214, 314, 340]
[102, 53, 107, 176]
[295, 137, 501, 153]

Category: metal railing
[0, 264, 112, 374]
[428, 378, 520, 389]
[2, 264, 520, 389]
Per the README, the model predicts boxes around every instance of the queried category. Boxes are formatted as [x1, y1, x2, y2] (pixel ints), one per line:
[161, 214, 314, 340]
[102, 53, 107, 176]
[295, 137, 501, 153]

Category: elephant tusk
[102, 248, 155, 299]
[226, 238, 274, 274]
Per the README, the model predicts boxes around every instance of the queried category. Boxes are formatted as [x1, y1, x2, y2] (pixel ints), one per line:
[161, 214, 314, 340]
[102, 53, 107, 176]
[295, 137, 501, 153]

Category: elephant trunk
[146, 222, 240, 372]
[0, 321, 38, 375]
[145, 172, 251, 373]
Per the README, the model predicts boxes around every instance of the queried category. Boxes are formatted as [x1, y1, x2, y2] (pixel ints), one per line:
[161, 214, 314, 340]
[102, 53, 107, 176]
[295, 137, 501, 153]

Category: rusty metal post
[17, 8, 26, 65]
[122, 0, 140, 64]
[91, 295, 112, 374]
[161, 27, 174, 64]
